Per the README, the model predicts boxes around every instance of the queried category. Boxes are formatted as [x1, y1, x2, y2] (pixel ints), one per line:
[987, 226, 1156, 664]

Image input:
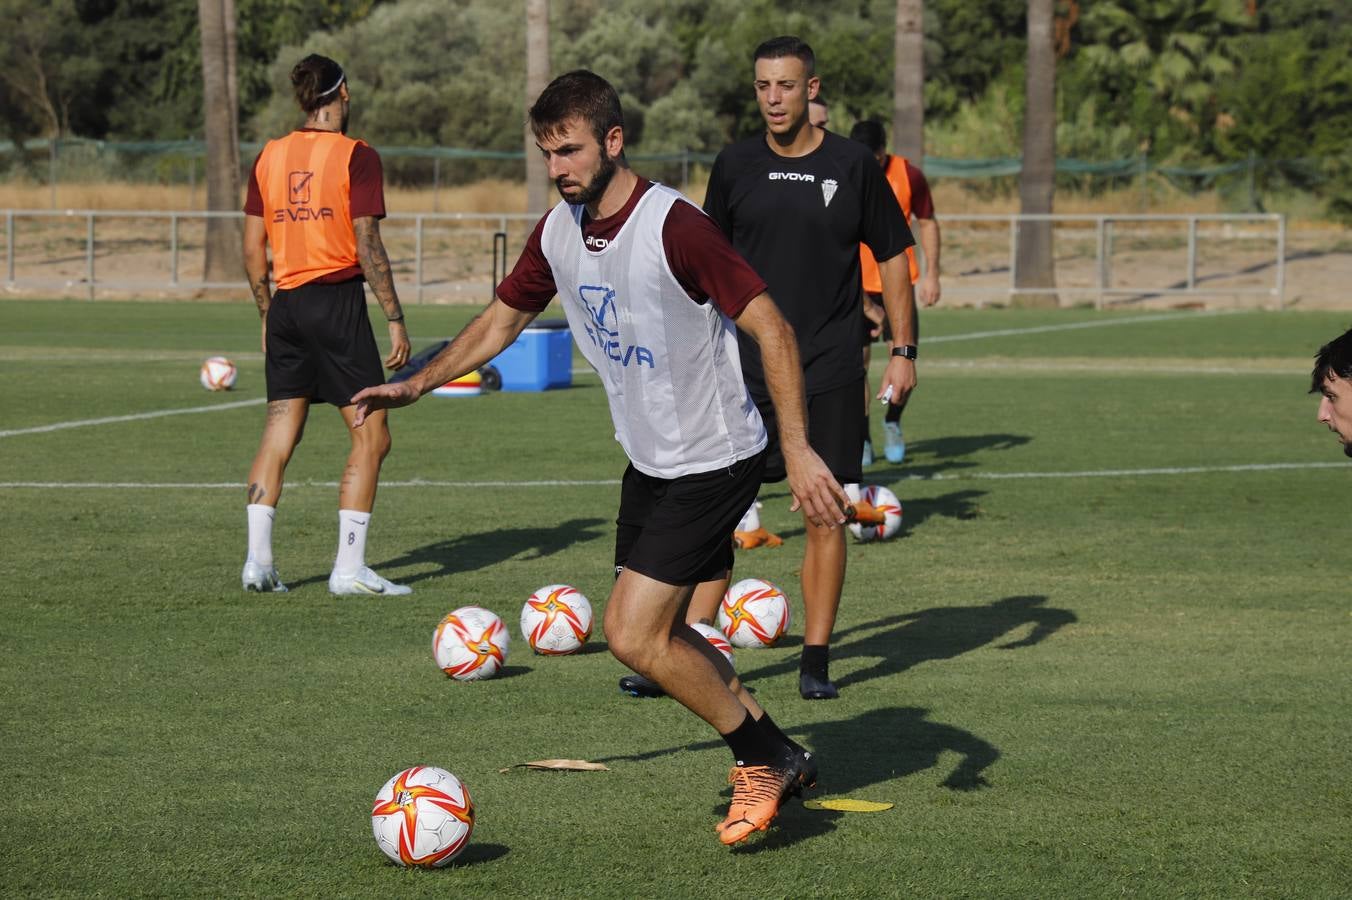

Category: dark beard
[1344, 442, 1351, 459]
[558, 151, 617, 206]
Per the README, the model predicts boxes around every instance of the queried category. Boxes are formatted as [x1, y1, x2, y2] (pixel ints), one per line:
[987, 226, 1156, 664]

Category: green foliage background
[2, 0, 1351, 213]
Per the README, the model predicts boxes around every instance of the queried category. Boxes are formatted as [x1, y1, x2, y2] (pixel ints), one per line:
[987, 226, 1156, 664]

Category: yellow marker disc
[803, 798, 894, 813]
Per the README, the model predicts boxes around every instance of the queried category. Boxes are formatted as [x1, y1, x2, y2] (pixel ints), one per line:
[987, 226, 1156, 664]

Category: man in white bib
[350, 71, 849, 846]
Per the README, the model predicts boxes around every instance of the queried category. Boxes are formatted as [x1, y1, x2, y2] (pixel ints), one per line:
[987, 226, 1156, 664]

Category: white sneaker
[328, 566, 412, 596]
[242, 559, 288, 593]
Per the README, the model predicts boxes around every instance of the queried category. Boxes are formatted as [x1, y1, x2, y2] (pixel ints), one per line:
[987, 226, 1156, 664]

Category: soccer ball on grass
[520, 584, 593, 655]
[433, 606, 509, 680]
[717, 578, 791, 648]
[199, 356, 237, 391]
[848, 484, 903, 542]
[371, 765, 474, 867]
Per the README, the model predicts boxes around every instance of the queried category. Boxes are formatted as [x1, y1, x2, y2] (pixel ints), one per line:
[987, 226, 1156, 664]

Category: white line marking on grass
[925, 309, 1235, 345]
[3, 461, 1345, 491]
[0, 397, 265, 438]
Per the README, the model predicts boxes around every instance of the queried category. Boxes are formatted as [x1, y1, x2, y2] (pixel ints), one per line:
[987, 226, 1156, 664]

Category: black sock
[722, 710, 781, 767]
[754, 711, 801, 753]
[800, 644, 830, 682]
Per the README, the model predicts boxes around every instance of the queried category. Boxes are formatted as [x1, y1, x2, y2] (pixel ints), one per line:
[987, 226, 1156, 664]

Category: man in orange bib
[850, 120, 941, 466]
[239, 53, 412, 597]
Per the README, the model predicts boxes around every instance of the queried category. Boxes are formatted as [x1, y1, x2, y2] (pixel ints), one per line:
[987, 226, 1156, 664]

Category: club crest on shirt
[578, 284, 654, 369]
[822, 178, 838, 207]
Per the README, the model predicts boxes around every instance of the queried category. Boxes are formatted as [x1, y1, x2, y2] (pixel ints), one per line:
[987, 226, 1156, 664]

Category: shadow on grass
[595, 705, 998, 852]
[593, 594, 1075, 849]
[448, 842, 510, 867]
[284, 517, 609, 590]
[866, 432, 1032, 481]
[738, 594, 1077, 689]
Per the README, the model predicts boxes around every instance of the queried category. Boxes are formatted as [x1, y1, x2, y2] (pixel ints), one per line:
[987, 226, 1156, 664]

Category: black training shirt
[703, 129, 914, 396]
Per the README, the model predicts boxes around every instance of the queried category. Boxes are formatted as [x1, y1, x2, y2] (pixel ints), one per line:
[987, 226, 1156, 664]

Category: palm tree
[1077, 0, 1248, 144]
[525, 0, 550, 213]
[198, 0, 241, 285]
[892, 0, 924, 162]
[1015, 0, 1057, 307]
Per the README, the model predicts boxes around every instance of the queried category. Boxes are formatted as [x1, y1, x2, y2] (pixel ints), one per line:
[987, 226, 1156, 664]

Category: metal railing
[2, 209, 1286, 308]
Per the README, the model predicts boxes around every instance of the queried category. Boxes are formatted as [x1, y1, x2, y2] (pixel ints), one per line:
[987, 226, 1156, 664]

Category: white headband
[318, 69, 345, 98]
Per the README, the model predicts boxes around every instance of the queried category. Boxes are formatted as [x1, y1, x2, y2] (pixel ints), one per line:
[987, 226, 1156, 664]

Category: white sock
[736, 500, 761, 532]
[844, 483, 861, 503]
[246, 504, 276, 566]
[334, 509, 371, 576]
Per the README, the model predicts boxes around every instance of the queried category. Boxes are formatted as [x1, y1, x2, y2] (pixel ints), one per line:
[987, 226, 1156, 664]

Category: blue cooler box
[490, 319, 572, 391]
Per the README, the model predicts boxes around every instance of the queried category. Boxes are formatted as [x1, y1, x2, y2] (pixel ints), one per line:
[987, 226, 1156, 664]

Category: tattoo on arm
[250, 276, 271, 318]
[355, 218, 403, 321]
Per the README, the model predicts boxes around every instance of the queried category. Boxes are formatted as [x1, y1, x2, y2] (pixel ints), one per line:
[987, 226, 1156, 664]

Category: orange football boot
[847, 501, 888, 526]
[732, 527, 783, 549]
[716, 751, 818, 845]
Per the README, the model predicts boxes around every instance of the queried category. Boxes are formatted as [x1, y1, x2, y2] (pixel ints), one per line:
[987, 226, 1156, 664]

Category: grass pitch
[1, 300, 1348, 898]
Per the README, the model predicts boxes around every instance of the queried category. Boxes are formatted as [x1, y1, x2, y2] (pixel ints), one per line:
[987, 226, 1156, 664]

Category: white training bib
[540, 184, 766, 478]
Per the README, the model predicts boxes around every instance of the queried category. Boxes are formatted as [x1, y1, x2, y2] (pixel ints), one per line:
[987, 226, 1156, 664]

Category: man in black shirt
[701, 36, 917, 699]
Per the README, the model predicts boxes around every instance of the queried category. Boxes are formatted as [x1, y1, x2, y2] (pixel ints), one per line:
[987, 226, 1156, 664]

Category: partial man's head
[752, 36, 819, 137]
[291, 54, 349, 132]
[1311, 327, 1352, 458]
[529, 69, 626, 206]
[809, 97, 829, 129]
[848, 120, 888, 168]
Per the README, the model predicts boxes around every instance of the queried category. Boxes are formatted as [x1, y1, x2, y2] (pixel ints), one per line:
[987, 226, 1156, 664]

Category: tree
[1015, 0, 1057, 307]
[893, 0, 924, 161]
[1075, 0, 1249, 157]
[199, 0, 242, 284]
[525, 0, 550, 213]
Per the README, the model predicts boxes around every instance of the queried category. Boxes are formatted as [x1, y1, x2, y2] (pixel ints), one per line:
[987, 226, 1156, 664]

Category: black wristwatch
[891, 345, 918, 360]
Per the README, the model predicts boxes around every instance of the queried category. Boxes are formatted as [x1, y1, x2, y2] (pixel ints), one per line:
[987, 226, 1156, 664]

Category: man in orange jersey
[239, 53, 412, 597]
[850, 120, 941, 466]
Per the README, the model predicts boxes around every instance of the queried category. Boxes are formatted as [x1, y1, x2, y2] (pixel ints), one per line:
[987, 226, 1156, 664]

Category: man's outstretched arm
[351, 297, 537, 426]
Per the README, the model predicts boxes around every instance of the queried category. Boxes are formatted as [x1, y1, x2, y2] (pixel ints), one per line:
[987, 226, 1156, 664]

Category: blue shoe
[861, 439, 874, 468]
[883, 422, 905, 464]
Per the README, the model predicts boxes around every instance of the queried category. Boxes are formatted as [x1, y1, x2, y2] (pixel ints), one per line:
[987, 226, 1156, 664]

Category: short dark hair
[753, 36, 816, 77]
[291, 54, 345, 114]
[529, 69, 624, 149]
[810, 96, 828, 108]
[1311, 327, 1352, 393]
[849, 120, 887, 154]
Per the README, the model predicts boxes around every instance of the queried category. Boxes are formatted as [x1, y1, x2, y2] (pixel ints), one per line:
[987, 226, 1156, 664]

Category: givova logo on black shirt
[578, 284, 654, 368]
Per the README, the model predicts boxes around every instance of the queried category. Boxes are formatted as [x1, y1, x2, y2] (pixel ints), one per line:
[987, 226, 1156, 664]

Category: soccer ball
[433, 606, 509, 680]
[689, 621, 735, 668]
[371, 765, 474, 867]
[199, 356, 236, 391]
[520, 584, 593, 655]
[848, 485, 904, 542]
[718, 578, 791, 648]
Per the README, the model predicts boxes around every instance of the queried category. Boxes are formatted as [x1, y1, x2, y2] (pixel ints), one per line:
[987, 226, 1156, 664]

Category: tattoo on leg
[247, 483, 266, 504]
[266, 400, 289, 422]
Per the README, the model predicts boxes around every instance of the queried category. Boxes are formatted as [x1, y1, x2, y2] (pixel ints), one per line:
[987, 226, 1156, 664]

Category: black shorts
[614, 452, 765, 586]
[755, 378, 863, 486]
[265, 277, 384, 406]
[861, 291, 921, 347]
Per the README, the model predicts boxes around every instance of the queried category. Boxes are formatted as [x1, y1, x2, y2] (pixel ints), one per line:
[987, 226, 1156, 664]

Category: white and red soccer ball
[432, 606, 509, 680]
[718, 578, 791, 648]
[848, 485, 904, 542]
[371, 765, 474, 867]
[520, 584, 593, 655]
[199, 356, 237, 391]
[690, 621, 735, 667]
